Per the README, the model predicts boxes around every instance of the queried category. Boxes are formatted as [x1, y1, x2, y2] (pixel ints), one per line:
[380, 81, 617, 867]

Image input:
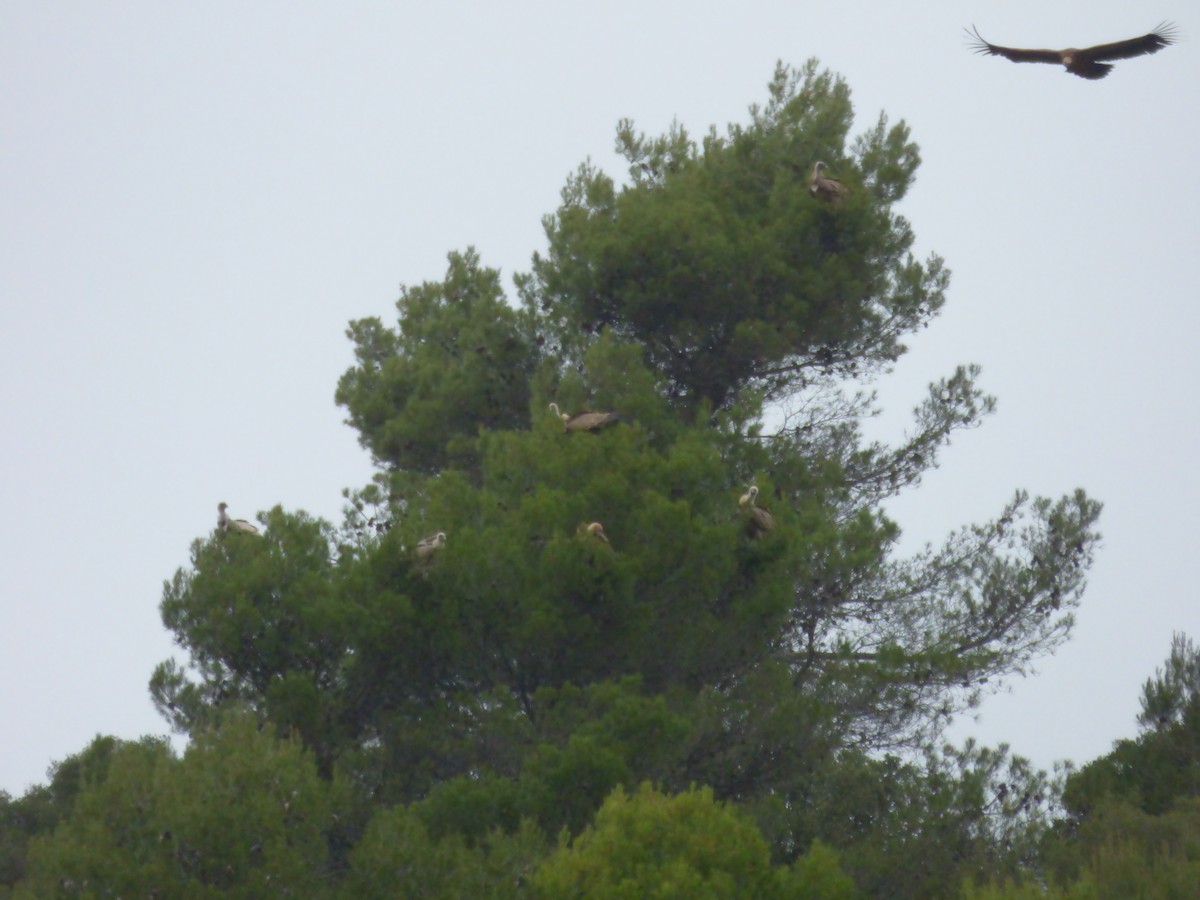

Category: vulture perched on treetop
[415, 531, 446, 560]
[808, 161, 847, 204]
[966, 23, 1177, 79]
[217, 502, 259, 535]
[739, 486, 774, 539]
[577, 521, 610, 544]
[549, 402, 621, 433]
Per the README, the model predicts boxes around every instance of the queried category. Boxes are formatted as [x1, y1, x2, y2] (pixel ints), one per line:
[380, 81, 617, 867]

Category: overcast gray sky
[3, 1, 1197, 796]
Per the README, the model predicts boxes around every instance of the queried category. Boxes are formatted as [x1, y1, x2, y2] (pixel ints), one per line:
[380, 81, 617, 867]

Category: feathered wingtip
[964, 25, 993, 55]
[1150, 22, 1180, 48]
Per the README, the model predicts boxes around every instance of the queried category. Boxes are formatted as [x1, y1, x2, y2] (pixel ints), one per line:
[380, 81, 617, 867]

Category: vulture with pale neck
[548, 402, 621, 433]
[577, 521, 610, 544]
[808, 161, 847, 204]
[739, 486, 774, 539]
[967, 23, 1177, 79]
[415, 531, 446, 560]
[217, 502, 259, 535]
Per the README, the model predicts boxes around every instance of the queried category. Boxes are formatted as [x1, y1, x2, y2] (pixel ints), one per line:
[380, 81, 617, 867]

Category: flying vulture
[217, 502, 260, 535]
[548, 402, 621, 433]
[415, 531, 446, 560]
[738, 486, 774, 539]
[576, 521, 610, 544]
[808, 161, 847, 204]
[966, 23, 1177, 79]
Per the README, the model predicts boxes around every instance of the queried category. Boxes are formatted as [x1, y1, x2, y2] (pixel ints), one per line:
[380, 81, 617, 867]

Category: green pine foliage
[14, 718, 344, 898]
[335, 248, 540, 479]
[7, 61, 1116, 897]
[340, 807, 545, 900]
[526, 62, 934, 414]
[152, 58, 1101, 894]
[0, 737, 122, 891]
[531, 783, 854, 899]
[968, 635, 1200, 897]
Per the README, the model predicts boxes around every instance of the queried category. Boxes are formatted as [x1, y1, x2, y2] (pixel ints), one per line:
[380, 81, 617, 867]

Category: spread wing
[1083, 23, 1177, 62]
[966, 26, 1063, 65]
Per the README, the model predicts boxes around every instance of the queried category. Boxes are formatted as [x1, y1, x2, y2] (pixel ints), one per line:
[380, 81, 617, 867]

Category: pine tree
[144, 60, 1102, 889]
[975, 635, 1200, 897]
[16, 720, 344, 898]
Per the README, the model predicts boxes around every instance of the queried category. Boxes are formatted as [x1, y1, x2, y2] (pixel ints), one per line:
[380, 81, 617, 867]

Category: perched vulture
[217, 502, 259, 535]
[549, 402, 621, 433]
[576, 521, 610, 544]
[808, 161, 847, 204]
[415, 531, 446, 560]
[966, 23, 1177, 79]
[738, 486, 774, 539]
